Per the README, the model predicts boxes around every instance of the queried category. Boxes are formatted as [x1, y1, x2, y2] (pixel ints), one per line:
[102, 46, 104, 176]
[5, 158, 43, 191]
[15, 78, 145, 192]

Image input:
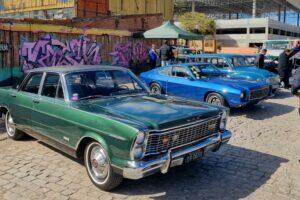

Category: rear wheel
[206, 93, 226, 106]
[150, 83, 163, 94]
[5, 112, 25, 140]
[84, 141, 123, 191]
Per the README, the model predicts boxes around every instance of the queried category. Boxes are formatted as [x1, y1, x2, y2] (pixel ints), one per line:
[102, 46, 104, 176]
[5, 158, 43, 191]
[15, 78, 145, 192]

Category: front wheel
[150, 83, 163, 94]
[205, 93, 226, 106]
[84, 141, 123, 191]
[5, 112, 25, 140]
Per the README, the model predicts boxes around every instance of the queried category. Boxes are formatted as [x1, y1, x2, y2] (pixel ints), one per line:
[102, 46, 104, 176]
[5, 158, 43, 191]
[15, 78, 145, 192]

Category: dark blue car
[140, 63, 270, 108]
[187, 53, 280, 93]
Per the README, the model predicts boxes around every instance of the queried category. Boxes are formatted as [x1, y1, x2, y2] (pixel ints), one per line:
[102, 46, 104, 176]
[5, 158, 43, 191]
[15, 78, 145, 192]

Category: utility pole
[192, 0, 195, 12]
[252, 0, 257, 18]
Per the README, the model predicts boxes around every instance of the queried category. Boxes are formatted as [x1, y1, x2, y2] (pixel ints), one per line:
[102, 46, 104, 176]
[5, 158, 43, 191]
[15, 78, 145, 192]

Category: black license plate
[184, 149, 204, 164]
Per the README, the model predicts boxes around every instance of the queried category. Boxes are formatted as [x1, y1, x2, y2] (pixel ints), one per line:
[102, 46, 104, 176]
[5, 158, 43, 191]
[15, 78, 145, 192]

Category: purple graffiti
[110, 42, 148, 67]
[20, 34, 102, 73]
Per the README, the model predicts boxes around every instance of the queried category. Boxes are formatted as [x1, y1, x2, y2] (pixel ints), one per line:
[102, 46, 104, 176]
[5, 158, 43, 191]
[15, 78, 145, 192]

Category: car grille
[250, 87, 269, 100]
[145, 117, 221, 156]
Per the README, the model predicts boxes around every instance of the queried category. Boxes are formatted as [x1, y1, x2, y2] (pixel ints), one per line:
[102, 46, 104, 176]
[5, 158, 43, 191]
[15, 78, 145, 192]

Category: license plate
[184, 149, 204, 164]
[170, 157, 184, 168]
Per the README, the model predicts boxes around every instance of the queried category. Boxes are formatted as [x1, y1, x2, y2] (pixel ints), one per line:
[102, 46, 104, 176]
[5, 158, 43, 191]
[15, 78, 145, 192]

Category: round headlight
[132, 147, 144, 159]
[135, 132, 145, 144]
[240, 91, 246, 99]
[266, 78, 271, 84]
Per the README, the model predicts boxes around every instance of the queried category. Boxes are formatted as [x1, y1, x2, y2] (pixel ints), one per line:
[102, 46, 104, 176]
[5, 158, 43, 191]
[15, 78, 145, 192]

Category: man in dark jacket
[159, 40, 171, 67]
[291, 67, 300, 115]
[278, 49, 292, 88]
[257, 49, 267, 69]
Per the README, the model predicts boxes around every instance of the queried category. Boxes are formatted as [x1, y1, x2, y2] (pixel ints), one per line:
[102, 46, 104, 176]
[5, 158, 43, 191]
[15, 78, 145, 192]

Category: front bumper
[122, 130, 232, 180]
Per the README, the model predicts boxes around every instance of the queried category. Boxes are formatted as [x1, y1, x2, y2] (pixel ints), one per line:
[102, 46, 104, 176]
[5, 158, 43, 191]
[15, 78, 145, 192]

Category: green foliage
[179, 12, 216, 35]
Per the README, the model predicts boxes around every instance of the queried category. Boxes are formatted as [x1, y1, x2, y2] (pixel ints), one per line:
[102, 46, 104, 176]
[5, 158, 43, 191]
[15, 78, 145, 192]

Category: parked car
[140, 63, 270, 108]
[244, 54, 279, 74]
[0, 65, 232, 191]
[187, 53, 280, 94]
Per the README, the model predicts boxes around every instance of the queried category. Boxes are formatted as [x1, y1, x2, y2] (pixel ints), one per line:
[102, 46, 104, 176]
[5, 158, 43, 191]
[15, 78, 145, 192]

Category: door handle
[33, 100, 40, 104]
[10, 94, 16, 98]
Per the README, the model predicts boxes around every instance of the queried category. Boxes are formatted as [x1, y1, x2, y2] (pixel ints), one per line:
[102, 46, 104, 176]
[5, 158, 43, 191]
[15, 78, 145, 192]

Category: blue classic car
[188, 54, 280, 93]
[140, 63, 270, 108]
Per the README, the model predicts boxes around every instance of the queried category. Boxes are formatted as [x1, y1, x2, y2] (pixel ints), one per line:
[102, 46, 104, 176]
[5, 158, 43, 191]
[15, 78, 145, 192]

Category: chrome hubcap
[88, 144, 109, 184]
[5, 113, 15, 137]
[151, 86, 161, 94]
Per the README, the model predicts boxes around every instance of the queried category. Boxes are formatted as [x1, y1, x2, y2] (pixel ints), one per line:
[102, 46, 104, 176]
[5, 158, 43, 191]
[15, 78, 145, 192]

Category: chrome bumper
[123, 130, 232, 180]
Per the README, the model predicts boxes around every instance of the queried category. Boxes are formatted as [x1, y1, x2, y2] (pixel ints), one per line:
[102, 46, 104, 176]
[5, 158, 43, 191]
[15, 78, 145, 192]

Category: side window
[216, 58, 230, 68]
[41, 73, 63, 99]
[211, 58, 218, 65]
[172, 67, 190, 78]
[21, 73, 43, 94]
[56, 81, 64, 99]
[159, 67, 171, 76]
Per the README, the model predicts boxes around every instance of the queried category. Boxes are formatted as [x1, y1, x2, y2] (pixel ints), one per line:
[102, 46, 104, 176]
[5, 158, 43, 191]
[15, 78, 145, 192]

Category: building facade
[0, 0, 174, 20]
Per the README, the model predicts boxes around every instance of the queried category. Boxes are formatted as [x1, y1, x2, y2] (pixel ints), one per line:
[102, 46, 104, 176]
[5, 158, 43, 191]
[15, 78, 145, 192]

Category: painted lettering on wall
[20, 34, 102, 73]
[109, 42, 148, 67]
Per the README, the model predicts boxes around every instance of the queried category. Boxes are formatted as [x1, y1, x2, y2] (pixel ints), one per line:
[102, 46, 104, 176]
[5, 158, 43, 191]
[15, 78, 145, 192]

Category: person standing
[257, 49, 267, 69]
[148, 44, 158, 70]
[159, 40, 171, 67]
[278, 49, 292, 89]
[291, 67, 300, 115]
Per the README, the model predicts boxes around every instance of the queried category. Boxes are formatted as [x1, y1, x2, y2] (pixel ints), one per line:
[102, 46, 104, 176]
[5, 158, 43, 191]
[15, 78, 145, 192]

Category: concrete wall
[216, 18, 300, 47]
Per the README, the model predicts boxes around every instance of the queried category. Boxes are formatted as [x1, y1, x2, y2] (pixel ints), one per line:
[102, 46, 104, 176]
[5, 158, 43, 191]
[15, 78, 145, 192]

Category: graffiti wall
[20, 34, 102, 73]
[110, 42, 149, 67]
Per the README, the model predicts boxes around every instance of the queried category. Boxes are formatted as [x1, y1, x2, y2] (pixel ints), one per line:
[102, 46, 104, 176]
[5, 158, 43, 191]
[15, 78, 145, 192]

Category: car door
[166, 66, 198, 100]
[31, 72, 80, 146]
[9, 72, 44, 130]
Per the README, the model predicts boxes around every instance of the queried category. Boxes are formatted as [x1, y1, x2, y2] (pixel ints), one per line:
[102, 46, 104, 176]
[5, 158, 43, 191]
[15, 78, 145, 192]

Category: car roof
[28, 65, 128, 74]
[166, 62, 212, 67]
[189, 53, 247, 58]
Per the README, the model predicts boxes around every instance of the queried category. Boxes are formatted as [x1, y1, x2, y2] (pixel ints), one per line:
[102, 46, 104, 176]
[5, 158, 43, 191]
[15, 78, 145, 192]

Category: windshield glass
[228, 56, 250, 67]
[65, 69, 147, 101]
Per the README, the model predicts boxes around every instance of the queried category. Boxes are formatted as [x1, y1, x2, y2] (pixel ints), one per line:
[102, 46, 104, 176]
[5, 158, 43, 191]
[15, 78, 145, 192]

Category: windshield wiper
[110, 89, 145, 96]
[78, 95, 105, 101]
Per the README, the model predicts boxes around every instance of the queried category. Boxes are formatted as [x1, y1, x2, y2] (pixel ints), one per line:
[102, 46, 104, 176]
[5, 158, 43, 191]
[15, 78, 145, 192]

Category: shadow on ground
[230, 101, 295, 120]
[113, 144, 288, 200]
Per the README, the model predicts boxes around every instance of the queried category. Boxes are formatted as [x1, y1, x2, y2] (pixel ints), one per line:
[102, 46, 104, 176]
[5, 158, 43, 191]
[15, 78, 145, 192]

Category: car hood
[73, 94, 222, 130]
[203, 77, 267, 91]
[234, 66, 274, 78]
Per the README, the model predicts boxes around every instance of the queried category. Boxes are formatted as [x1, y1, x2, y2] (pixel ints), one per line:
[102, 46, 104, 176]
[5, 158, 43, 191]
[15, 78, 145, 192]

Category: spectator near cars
[291, 67, 300, 115]
[257, 49, 267, 69]
[148, 44, 158, 70]
[159, 40, 171, 67]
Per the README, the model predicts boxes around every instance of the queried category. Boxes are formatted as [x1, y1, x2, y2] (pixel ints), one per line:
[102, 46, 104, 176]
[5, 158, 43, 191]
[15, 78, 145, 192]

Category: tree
[179, 12, 216, 35]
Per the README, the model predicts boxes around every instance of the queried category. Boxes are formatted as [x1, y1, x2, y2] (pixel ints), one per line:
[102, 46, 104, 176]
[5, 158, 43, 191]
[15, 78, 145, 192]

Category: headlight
[240, 91, 247, 99]
[132, 147, 144, 159]
[220, 109, 229, 130]
[266, 78, 270, 84]
[135, 132, 145, 144]
[131, 131, 147, 160]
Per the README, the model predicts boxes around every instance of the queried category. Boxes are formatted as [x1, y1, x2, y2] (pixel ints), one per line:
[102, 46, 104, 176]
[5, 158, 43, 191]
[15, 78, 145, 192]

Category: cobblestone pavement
[0, 90, 299, 200]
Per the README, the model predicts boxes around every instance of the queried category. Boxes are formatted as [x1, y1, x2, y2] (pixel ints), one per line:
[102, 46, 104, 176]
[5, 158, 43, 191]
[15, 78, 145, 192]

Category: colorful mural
[20, 34, 102, 73]
[110, 42, 148, 67]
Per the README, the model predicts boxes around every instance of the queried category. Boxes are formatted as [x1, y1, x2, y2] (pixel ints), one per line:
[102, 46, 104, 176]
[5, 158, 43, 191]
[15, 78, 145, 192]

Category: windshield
[65, 69, 147, 101]
[228, 56, 250, 67]
[188, 64, 221, 79]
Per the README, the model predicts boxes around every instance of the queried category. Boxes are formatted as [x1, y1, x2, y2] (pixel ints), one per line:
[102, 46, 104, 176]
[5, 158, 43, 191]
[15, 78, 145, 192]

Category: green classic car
[0, 65, 232, 191]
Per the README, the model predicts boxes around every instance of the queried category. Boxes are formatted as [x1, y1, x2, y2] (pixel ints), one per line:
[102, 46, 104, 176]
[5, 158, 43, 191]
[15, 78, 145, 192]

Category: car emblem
[162, 136, 169, 145]
[172, 134, 179, 141]
[208, 124, 216, 131]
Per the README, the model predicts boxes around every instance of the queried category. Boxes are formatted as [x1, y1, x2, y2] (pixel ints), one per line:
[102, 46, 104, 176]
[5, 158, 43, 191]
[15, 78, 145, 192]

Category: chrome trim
[148, 115, 221, 133]
[123, 130, 232, 180]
